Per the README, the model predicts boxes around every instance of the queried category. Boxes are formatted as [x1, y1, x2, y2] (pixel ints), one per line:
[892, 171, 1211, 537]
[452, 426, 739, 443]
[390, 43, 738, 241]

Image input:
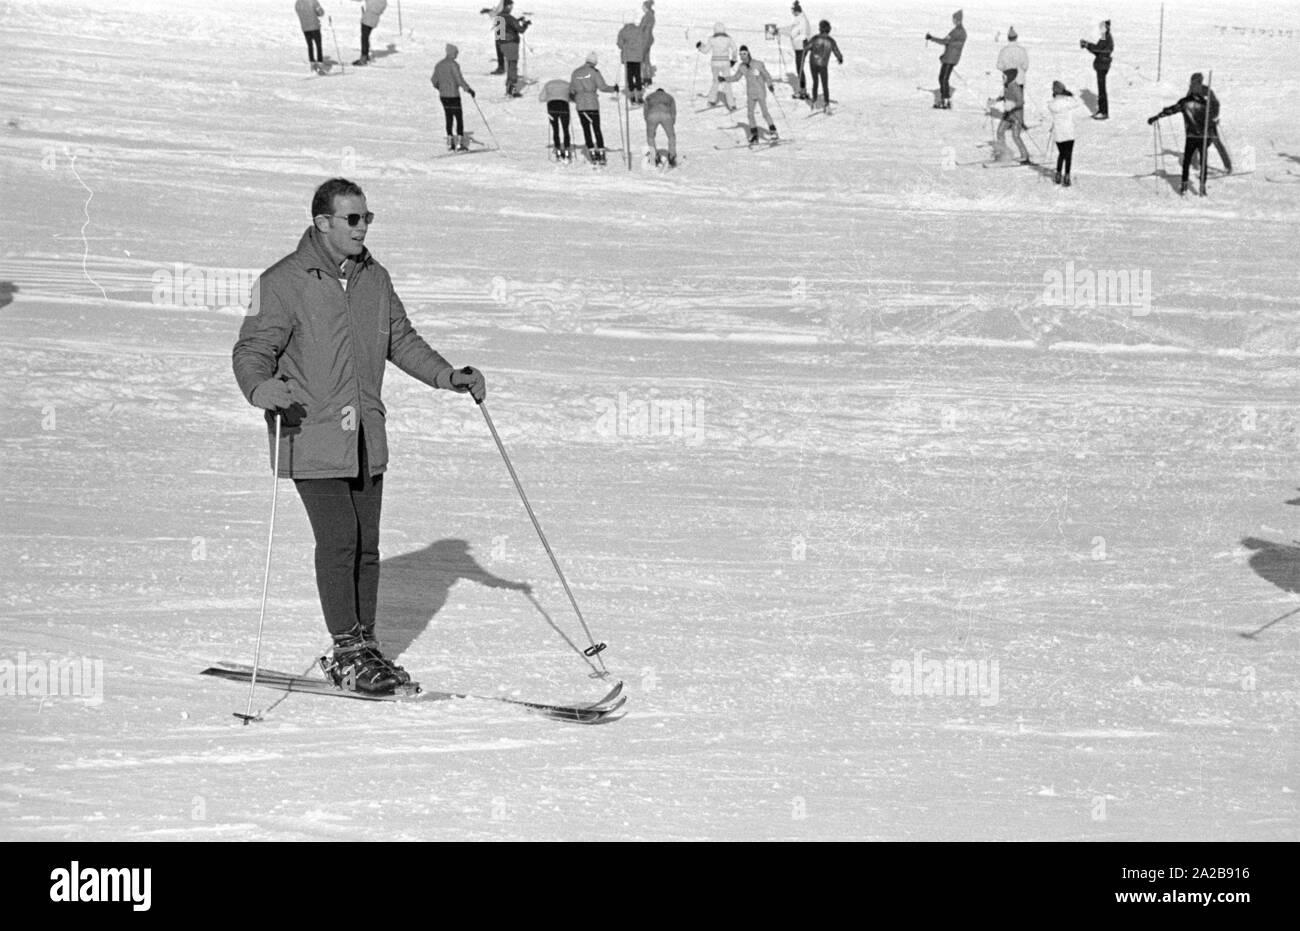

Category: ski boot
[457, 134, 470, 151]
[447, 135, 458, 152]
[357, 625, 415, 687]
[1053, 170, 1062, 185]
[320, 625, 400, 694]
[352, 56, 370, 67]
[667, 154, 678, 168]
[768, 124, 779, 142]
[748, 127, 760, 145]
[1063, 174, 1072, 188]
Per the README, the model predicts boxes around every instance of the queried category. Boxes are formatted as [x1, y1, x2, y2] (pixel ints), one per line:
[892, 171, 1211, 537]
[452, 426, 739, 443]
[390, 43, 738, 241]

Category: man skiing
[497, 0, 531, 97]
[1189, 73, 1232, 174]
[721, 46, 779, 144]
[1080, 20, 1113, 119]
[643, 87, 678, 167]
[482, 2, 506, 75]
[926, 9, 966, 109]
[570, 52, 619, 164]
[782, 1, 813, 100]
[805, 20, 843, 111]
[353, 0, 387, 66]
[540, 76, 574, 161]
[294, 0, 325, 72]
[990, 68, 1031, 164]
[640, 1, 657, 87]
[618, 14, 651, 105]
[233, 178, 486, 694]
[997, 26, 1027, 91]
[696, 23, 738, 110]
[1148, 72, 1218, 195]
[431, 44, 477, 152]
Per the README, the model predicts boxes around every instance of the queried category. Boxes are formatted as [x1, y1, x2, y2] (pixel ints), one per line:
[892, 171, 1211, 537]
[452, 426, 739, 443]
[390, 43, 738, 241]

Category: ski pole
[470, 386, 609, 676]
[624, 87, 633, 170]
[471, 94, 503, 150]
[689, 28, 700, 98]
[397, 0, 403, 36]
[1201, 70, 1213, 195]
[328, 15, 344, 74]
[616, 89, 628, 168]
[236, 412, 283, 724]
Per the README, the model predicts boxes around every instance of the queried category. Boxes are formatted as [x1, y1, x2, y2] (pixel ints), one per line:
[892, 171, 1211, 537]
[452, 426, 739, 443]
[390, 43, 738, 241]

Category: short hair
[311, 178, 365, 218]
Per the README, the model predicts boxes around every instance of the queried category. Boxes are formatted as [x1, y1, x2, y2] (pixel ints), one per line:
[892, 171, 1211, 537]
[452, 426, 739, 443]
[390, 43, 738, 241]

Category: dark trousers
[1095, 68, 1109, 116]
[1055, 139, 1075, 176]
[441, 96, 464, 136]
[547, 101, 572, 149]
[938, 62, 955, 101]
[810, 63, 829, 104]
[294, 437, 383, 638]
[578, 109, 605, 149]
[625, 62, 643, 96]
[1181, 137, 1211, 190]
[794, 48, 807, 93]
[361, 24, 372, 58]
[1192, 126, 1233, 173]
[303, 30, 323, 63]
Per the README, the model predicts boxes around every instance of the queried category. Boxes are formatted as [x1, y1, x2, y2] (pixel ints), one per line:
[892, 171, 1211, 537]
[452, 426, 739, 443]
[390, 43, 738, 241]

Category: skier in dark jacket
[1148, 73, 1216, 195]
[233, 178, 485, 694]
[1188, 74, 1232, 175]
[926, 9, 966, 109]
[1080, 19, 1113, 119]
[294, 0, 325, 71]
[805, 20, 843, 111]
[498, 0, 531, 96]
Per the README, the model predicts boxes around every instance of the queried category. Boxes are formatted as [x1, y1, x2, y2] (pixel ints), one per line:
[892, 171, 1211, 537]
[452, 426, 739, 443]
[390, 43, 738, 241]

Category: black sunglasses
[323, 212, 375, 227]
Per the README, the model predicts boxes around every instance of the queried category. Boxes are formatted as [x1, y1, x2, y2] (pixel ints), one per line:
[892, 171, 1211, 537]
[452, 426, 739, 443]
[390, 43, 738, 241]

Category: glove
[613, 83, 620, 93]
[730, 60, 736, 67]
[469, 88, 477, 97]
[695, 41, 702, 49]
[768, 85, 774, 92]
[450, 365, 486, 403]
[925, 33, 933, 41]
[1146, 115, 1157, 125]
[251, 378, 295, 411]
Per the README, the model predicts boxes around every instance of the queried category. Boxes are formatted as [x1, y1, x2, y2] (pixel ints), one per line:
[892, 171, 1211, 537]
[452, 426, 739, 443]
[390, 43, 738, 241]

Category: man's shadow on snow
[1240, 536, 1300, 596]
[376, 539, 531, 660]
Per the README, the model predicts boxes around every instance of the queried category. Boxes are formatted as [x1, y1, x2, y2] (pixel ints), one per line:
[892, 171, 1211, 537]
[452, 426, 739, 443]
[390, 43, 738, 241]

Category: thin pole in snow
[236, 412, 283, 724]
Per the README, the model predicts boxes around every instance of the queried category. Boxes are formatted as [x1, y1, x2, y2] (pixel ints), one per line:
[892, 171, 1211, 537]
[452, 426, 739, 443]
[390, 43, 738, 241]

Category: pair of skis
[202, 663, 626, 725]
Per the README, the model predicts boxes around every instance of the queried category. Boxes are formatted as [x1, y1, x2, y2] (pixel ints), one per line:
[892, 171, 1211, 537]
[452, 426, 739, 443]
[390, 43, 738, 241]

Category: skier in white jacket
[1047, 80, 1088, 186]
[696, 23, 738, 109]
[783, 2, 813, 100]
[354, 0, 387, 66]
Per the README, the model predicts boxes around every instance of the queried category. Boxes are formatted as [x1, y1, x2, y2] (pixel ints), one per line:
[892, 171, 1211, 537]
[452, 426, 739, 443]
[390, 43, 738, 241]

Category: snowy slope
[1, 0, 1297, 841]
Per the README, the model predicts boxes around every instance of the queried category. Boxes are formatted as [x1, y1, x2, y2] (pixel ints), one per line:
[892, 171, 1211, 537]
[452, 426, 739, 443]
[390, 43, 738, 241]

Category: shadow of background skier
[1241, 536, 1300, 594]
[376, 539, 531, 660]
[1239, 536, 1300, 638]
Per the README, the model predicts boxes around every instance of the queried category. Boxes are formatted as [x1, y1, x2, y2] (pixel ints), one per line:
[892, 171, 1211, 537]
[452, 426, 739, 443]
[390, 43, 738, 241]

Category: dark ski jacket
[806, 33, 843, 68]
[1083, 34, 1113, 73]
[1156, 91, 1211, 139]
[937, 24, 966, 65]
[499, 13, 528, 45]
[233, 227, 457, 479]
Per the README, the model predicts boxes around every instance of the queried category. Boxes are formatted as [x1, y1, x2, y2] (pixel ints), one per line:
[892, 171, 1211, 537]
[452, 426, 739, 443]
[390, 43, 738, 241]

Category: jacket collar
[295, 226, 372, 280]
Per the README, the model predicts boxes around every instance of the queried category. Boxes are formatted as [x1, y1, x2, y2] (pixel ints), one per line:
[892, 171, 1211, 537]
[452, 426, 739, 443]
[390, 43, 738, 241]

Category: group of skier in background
[293, 2, 1233, 194]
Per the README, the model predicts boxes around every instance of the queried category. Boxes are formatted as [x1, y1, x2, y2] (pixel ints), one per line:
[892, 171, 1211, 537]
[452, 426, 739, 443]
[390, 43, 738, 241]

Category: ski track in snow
[2, 0, 1298, 841]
